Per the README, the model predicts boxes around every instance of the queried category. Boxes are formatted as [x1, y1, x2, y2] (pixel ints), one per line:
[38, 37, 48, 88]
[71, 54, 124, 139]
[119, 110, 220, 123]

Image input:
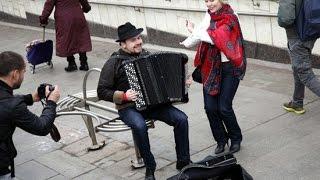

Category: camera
[37, 83, 55, 99]
[36, 83, 60, 142]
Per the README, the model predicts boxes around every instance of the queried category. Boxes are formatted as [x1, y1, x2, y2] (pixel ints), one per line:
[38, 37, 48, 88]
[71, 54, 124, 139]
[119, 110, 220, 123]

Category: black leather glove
[82, 4, 91, 13]
[39, 16, 48, 26]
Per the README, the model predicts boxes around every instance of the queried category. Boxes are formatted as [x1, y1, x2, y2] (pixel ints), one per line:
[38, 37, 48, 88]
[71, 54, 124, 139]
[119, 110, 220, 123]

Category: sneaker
[283, 101, 306, 114]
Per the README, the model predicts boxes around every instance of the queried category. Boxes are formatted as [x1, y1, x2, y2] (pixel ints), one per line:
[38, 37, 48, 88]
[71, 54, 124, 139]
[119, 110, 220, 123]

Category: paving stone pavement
[0, 21, 320, 180]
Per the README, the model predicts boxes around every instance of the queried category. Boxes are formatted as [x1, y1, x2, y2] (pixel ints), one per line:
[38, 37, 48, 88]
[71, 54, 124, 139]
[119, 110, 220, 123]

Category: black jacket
[97, 49, 149, 109]
[0, 80, 57, 175]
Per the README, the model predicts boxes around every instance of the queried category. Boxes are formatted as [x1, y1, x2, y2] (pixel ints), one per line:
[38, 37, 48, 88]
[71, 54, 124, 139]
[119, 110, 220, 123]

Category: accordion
[123, 52, 189, 110]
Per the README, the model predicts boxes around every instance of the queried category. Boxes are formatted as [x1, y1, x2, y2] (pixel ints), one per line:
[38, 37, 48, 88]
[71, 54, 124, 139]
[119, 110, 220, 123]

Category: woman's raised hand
[186, 20, 194, 33]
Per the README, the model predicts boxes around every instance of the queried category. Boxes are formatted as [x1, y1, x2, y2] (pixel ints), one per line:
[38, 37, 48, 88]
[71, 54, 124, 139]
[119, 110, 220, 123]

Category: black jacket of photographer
[97, 49, 149, 109]
[0, 80, 57, 176]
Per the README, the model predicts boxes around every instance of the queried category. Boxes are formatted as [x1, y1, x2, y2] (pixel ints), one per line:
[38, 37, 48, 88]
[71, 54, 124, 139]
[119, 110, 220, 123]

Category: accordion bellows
[123, 52, 189, 110]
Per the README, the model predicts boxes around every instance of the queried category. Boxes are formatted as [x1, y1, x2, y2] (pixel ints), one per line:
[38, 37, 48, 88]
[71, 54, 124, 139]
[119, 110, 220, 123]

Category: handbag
[192, 66, 202, 83]
[192, 42, 204, 83]
[167, 153, 253, 180]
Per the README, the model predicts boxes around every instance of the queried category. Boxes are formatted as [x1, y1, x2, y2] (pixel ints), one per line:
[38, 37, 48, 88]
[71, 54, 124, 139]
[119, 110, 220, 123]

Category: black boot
[229, 142, 241, 153]
[79, 53, 89, 71]
[65, 56, 77, 72]
[145, 168, 155, 180]
[214, 143, 226, 154]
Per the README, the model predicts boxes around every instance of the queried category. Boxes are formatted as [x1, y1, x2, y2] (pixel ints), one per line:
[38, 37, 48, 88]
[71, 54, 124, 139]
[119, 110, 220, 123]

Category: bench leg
[131, 130, 145, 169]
[82, 113, 105, 151]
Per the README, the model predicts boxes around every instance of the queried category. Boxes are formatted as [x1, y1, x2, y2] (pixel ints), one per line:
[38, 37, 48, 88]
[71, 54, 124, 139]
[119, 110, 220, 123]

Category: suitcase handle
[43, 27, 45, 42]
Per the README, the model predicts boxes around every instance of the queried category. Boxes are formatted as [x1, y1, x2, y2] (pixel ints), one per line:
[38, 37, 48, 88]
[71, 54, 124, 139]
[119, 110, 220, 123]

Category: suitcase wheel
[30, 65, 35, 74]
[47, 61, 53, 69]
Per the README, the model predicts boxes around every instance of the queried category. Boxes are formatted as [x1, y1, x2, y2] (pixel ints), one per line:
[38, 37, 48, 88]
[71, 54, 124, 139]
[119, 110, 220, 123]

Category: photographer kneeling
[0, 51, 60, 179]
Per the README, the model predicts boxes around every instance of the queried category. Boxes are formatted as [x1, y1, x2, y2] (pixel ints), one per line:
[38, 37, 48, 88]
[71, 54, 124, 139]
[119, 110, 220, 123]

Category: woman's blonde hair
[219, 0, 228, 3]
[205, 0, 227, 4]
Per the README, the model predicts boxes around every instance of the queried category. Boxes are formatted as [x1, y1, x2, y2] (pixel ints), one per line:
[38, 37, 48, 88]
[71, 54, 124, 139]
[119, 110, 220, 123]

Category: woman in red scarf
[181, 0, 246, 154]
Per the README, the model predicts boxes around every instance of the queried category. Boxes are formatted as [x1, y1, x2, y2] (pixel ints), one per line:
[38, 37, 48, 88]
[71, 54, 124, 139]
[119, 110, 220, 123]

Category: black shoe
[229, 142, 241, 153]
[176, 160, 192, 171]
[79, 53, 89, 71]
[214, 144, 225, 154]
[65, 57, 77, 72]
[64, 64, 77, 72]
[79, 63, 89, 71]
[145, 168, 155, 180]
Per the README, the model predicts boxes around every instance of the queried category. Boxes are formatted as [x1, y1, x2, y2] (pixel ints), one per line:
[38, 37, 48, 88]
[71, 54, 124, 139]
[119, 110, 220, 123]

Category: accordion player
[123, 52, 189, 110]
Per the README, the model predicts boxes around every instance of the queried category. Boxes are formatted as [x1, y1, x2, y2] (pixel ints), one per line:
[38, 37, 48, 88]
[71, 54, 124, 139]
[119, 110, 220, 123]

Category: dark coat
[0, 80, 57, 174]
[40, 0, 92, 57]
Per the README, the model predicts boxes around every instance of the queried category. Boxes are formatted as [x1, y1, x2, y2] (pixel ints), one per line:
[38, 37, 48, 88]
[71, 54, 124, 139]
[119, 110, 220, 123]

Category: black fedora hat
[116, 22, 143, 42]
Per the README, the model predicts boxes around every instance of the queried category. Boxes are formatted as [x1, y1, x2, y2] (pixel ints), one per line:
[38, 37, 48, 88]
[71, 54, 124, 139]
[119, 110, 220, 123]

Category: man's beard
[12, 81, 22, 89]
[133, 44, 142, 53]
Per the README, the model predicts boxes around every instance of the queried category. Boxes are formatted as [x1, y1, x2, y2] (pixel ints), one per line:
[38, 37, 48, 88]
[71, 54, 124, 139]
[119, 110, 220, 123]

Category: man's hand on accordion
[123, 89, 138, 102]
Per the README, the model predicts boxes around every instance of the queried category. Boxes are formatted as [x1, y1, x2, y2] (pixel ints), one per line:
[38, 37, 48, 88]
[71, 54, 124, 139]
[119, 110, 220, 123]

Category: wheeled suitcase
[26, 27, 53, 74]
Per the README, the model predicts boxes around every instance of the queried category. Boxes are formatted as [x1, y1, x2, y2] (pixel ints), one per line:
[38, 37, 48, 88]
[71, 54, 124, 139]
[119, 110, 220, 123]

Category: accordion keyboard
[124, 62, 146, 110]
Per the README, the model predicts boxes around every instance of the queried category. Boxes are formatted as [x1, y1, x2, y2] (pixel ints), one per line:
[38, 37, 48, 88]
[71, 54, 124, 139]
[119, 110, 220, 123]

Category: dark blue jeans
[118, 105, 190, 171]
[203, 62, 242, 145]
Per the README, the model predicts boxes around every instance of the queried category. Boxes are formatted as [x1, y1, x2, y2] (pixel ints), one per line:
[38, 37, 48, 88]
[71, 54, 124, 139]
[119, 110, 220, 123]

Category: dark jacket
[0, 80, 57, 175]
[97, 49, 149, 109]
[40, 0, 92, 57]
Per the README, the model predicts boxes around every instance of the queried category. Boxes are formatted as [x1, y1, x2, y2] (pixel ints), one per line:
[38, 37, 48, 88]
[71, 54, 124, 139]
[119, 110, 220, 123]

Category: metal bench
[56, 68, 155, 168]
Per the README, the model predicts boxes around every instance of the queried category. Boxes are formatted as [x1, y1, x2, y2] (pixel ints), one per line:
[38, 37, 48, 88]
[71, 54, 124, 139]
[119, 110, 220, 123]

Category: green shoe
[283, 101, 306, 114]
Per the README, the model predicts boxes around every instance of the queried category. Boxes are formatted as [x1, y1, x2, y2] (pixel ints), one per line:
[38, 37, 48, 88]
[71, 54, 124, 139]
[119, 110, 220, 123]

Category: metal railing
[56, 68, 155, 168]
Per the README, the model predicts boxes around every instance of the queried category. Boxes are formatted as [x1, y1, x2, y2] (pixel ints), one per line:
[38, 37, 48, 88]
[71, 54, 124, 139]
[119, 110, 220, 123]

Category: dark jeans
[118, 105, 190, 171]
[203, 62, 242, 145]
[287, 36, 320, 107]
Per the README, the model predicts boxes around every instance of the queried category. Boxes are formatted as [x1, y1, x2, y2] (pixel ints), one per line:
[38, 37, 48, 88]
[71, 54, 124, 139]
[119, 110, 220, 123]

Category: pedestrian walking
[278, 0, 320, 114]
[40, 0, 92, 72]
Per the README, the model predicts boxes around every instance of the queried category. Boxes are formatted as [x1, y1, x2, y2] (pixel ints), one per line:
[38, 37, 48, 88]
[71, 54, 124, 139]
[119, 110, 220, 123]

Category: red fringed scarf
[194, 4, 246, 96]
